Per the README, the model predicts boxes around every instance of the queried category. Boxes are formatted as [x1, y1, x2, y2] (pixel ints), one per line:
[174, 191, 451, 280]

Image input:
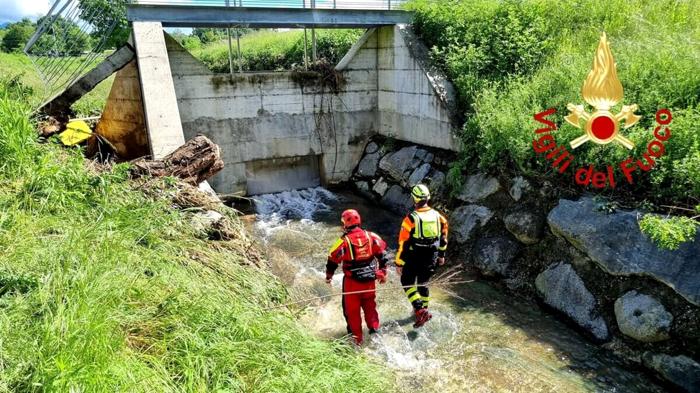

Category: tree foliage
[78, 0, 129, 49]
[1, 19, 35, 53]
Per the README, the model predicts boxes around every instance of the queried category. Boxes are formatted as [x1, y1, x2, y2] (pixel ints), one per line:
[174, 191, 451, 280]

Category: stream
[249, 187, 665, 393]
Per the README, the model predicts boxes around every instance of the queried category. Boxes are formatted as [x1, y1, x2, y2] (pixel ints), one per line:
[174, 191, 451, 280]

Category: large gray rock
[535, 262, 609, 341]
[357, 152, 381, 177]
[450, 205, 493, 243]
[457, 173, 501, 202]
[504, 210, 545, 245]
[426, 170, 446, 194]
[548, 197, 700, 305]
[372, 178, 390, 197]
[408, 163, 432, 187]
[379, 146, 418, 181]
[614, 291, 672, 342]
[643, 353, 700, 393]
[382, 185, 413, 214]
[474, 237, 521, 277]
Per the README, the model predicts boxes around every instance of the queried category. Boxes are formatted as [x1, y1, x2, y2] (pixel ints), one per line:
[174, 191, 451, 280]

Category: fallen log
[130, 135, 225, 186]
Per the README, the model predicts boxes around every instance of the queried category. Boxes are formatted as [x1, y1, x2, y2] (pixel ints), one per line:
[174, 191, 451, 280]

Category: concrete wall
[159, 25, 459, 195]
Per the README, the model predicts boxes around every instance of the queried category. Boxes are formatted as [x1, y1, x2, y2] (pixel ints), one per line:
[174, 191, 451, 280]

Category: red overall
[326, 227, 388, 344]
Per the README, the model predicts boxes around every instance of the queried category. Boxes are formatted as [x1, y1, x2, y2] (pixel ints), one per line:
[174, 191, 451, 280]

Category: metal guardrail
[129, 0, 407, 10]
[24, 0, 122, 102]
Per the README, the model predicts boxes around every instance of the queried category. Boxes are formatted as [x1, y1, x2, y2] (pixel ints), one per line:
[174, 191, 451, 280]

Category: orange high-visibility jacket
[395, 206, 449, 267]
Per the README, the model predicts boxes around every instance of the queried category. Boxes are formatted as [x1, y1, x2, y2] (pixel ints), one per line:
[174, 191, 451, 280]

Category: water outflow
[251, 188, 664, 393]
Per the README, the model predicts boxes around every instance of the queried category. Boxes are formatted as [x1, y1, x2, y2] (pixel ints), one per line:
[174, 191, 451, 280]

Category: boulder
[504, 210, 545, 245]
[408, 163, 432, 187]
[414, 148, 429, 162]
[382, 185, 413, 214]
[191, 210, 224, 233]
[357, 151, 381, 177]
[372, 178, 390, 197]
[642, 353, 700, 393]
[614, 291, 672, 342]
[457, 173, 501, 203]
[365, 141, 380, 154]
[450, 205, 493, 243]
[509, 176, 531, 201]
[474, 236, 521, 277]
[426, 170, 446, 194]
[379, 146, 418, 181]
[548, 197, 700, 305]
[535, 262, 609, 341]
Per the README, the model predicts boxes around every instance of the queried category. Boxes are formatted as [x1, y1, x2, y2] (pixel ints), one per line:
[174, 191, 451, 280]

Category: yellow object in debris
[59, 120, 92, 146]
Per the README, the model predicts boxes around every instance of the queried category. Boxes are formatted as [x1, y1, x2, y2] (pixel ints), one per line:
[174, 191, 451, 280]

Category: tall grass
[407, 0, 700, 204]
[193, 29, 363, 72]
[0, 80, 390, 391]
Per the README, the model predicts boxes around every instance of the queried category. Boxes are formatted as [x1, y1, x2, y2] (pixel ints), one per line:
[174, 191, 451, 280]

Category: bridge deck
[127, 1, 411, 28]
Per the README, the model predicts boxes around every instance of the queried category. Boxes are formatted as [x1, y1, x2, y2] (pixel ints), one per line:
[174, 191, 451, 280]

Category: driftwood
[130, 135, 225, 186]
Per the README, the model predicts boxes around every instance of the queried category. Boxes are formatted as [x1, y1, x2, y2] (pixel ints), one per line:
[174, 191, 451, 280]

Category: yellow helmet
[411, 184, 431, 203]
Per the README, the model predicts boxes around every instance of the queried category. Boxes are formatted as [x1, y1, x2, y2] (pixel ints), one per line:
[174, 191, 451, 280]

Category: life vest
[410, 209, 441, 246]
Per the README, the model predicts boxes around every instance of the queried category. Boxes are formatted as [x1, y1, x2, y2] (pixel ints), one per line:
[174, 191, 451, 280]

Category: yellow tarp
[59, 120, 92, 146]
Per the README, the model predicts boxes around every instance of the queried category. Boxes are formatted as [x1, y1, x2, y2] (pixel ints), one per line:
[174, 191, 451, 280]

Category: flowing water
[249, 187, 665, 393]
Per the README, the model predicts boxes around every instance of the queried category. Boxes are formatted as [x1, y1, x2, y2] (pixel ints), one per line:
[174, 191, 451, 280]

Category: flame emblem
[565, 33, 640, 150]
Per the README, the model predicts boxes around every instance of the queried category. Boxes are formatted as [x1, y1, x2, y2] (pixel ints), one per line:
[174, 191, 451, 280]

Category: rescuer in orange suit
[326, 209, 389, 345]
[396, 184, 449, 328]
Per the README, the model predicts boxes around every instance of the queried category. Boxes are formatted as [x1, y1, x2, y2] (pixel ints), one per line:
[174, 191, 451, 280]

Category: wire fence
[129, 0, 408, 10]
[24, 0, 124, 101]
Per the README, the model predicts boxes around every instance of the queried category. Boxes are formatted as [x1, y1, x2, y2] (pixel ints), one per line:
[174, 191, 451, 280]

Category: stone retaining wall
[352, 137, 700, 392]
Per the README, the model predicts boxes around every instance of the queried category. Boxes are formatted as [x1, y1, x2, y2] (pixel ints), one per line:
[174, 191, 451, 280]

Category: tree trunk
[130, 135, 225, 186]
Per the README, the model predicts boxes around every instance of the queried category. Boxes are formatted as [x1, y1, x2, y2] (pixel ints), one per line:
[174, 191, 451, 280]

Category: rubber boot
[413, 308, 432, 328]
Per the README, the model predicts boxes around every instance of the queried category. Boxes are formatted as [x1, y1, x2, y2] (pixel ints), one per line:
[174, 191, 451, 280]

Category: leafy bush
[194, 29, 363, 72]
[639, 214, 698, 250]
[407, 0, 700, 205]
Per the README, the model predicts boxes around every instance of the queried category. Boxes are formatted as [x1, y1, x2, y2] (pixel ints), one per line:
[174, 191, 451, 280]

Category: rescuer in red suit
[326, 209, 389, 345]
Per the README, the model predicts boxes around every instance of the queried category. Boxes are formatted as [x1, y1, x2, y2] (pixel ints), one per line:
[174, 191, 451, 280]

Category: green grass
[193, 29, 364, 72]
[0, 79, 390, 391]
[0, 51, 112, 116]
[407, 0, 700, 206]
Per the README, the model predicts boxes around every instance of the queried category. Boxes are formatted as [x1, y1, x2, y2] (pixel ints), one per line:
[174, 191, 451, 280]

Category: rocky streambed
[351, 137, 700, 392]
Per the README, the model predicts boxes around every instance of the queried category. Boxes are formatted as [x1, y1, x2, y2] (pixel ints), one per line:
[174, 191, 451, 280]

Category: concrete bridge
[95, 1, 461, 195]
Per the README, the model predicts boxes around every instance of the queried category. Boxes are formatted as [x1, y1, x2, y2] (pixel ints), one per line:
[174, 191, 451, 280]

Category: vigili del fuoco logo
[533, 33, 673, 189]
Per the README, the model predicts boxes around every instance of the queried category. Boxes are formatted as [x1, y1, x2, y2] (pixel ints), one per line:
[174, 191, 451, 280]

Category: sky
[0, 0, 50, 24]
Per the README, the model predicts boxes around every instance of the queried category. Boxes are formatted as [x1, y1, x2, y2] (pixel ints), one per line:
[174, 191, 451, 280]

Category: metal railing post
[388, 0, 392, 10]
[311, 0, 317, 62]
[226, 0, 235, 77]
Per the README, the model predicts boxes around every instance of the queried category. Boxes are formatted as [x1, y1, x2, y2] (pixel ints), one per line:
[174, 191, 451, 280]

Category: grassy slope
[192, 29, 363, 72]
[0, 81, 389, 391]
[407, 0, 700, 205]
[0, 51, 112, 117]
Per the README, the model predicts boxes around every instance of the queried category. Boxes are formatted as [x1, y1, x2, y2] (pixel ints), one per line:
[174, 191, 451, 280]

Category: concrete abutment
[99, 24, 460, 195]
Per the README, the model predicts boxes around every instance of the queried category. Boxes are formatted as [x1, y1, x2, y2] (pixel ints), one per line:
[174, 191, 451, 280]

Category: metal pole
[311, 0, 317, 62]
[303, 28, 309, 70]
[226, 0, 234, 77]
[236, 28, 243, 73]
[388, 0, 392, 10]
[333, 0, 336, 9]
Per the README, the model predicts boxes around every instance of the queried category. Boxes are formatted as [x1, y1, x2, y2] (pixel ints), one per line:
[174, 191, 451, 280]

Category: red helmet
[341, 209, 362, 228]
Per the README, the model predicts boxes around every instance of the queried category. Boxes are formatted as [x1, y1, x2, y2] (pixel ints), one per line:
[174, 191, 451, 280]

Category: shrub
[639, 214, 698, 250]
[407, 0, 700, 206]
